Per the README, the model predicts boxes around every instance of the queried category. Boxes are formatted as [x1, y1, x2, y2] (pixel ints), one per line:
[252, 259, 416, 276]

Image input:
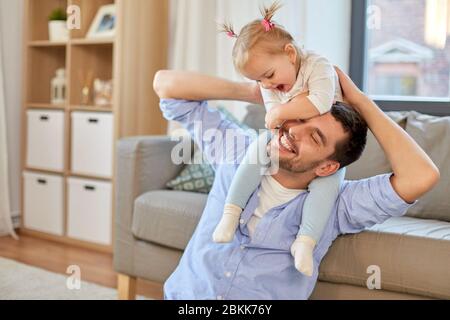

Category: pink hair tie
[262, 19, 275, 32]
[227, 31, 238, 38]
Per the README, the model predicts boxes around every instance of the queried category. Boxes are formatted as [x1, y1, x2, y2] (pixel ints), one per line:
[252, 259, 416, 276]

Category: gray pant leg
[298, 168, 346, 242]
[225, 130, 272, 208]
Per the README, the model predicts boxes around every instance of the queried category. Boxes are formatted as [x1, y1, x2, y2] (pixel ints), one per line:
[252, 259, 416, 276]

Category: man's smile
[278, 129, 297, 154]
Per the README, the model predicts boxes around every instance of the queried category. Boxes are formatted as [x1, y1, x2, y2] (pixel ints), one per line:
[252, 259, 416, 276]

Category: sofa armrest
[115, 135, 184, 235]
[114, 135, 186, 274]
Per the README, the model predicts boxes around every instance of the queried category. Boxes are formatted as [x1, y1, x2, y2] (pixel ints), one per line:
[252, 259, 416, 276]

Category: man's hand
[334, 67, 368, 109]
[334, 67, 440, 203]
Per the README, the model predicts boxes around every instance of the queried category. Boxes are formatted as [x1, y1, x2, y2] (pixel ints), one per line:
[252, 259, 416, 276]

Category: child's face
[241, 44, 298, 92]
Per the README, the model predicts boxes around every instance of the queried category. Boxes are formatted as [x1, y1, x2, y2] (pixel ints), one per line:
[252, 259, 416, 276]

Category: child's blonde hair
[220, 1, 297, 73]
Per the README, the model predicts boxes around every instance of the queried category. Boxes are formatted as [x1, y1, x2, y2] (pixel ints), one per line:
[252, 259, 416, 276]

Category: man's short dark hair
[329, 102, 368, 168]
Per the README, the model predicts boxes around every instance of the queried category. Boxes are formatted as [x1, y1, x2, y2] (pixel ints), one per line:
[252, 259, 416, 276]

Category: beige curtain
[425, 0, 450, 49]
[0, 29, 17, 239]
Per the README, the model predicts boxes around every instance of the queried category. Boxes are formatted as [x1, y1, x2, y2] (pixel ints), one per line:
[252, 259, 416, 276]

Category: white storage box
[26, 110, 65, 171]
[71, 112, 113, 178]
[67, 177, 112, 245]
[23, 171, 64, 235]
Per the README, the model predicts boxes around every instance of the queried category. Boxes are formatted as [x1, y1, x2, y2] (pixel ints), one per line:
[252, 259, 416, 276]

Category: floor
[0, 232, 164, 300]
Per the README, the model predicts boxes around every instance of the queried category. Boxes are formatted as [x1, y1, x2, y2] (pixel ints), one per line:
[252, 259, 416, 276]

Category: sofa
[113, 107, 450, 300]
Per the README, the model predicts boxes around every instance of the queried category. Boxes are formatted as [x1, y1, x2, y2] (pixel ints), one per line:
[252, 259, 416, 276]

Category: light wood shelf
[70, 105, 113, 112]
[69, 44, 113, 106]
[21, 0, 169, 252]
[28, 0, 69, 41]
[25, 166, 64, 175]
[28, 40, 68, 47]
[70, 38, 115, 45]
[69, 172, 112, 182]
[28, 39, 115, 47]
[27, 103, 66, 109]
[26, 45, 67, 104]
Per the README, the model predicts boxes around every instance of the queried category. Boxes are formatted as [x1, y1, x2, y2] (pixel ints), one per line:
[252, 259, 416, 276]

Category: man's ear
[284, 43, 297, 65]
[315, 160, 341, 177]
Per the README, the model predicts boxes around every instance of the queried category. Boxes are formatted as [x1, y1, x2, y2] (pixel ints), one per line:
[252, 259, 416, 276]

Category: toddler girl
[213, 1, 344, 277]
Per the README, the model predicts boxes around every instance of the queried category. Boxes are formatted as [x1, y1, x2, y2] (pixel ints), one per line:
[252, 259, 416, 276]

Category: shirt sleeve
[306, 58, 337, 115]
[335, 174, 417, 234]
[159, 99, 251, 171]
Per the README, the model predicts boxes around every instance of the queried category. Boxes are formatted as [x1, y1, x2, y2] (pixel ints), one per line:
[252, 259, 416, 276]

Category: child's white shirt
[247, 175, 306, 238]
[260, 50, 343, 115]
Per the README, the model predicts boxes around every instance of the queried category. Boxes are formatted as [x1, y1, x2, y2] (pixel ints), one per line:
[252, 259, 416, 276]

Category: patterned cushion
[165, 106, 257, 193]
[166, 162, 215, 194]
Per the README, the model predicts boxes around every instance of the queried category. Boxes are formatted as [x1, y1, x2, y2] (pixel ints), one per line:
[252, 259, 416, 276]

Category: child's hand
[265, 106, 284, 129]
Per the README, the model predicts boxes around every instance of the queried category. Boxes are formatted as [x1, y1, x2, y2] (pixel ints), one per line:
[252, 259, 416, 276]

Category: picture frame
[86, 4, 116, 39]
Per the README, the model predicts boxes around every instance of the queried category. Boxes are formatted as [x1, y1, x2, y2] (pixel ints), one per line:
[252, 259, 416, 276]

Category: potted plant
[48, 7, 68, 42]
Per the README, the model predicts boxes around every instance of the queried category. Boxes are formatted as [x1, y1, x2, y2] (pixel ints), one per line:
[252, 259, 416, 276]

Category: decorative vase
[48, 20, 68, 42]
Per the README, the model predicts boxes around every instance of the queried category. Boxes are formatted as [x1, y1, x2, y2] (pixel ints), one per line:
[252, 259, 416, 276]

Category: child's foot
[212, 204, 242, 243]
[290, 235, 316, 276]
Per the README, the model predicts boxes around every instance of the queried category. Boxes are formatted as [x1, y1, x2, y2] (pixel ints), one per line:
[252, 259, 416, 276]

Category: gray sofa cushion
[404, 112, 450, 222]
[320, 216, 450, 299]
[345, 111, 409, 180]
[132, 190, 207, 250]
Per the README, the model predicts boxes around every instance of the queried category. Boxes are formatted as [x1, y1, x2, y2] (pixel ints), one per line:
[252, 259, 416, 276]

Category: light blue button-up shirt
[160, 99, 414, 300]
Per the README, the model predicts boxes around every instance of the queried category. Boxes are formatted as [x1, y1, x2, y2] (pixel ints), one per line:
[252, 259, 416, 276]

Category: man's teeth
[280, 135, 294, 152]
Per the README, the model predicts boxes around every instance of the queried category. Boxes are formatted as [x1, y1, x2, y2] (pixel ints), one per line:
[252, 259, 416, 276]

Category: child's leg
[213, 130, 272, 243]
[290, 168, 346, 275]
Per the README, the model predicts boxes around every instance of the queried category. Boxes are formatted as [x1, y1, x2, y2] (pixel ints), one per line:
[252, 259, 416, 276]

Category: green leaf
[48, 8, 67, 21]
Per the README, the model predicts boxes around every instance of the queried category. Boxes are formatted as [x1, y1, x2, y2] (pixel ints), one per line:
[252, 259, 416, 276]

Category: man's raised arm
[153, 70, 263, 104]
[335, 68, 440, 204]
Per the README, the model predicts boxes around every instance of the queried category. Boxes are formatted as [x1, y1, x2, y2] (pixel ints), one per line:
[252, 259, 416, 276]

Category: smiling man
[152, 69, 439, 300]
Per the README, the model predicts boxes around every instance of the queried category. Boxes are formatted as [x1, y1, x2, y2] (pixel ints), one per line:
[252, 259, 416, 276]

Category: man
[152, 68, 439, 300]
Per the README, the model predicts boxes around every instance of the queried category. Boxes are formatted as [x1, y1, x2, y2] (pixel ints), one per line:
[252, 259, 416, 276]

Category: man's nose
[284, 120, 304, 140]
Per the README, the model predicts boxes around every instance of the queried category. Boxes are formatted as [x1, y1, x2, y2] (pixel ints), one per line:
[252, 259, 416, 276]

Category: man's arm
[153, 70, 258, 171]
[335, 67, 440, 204]
[153, 70, 263, 104]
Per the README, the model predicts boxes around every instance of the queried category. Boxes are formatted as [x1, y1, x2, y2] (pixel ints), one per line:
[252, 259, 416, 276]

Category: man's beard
[278, 156, 321, 174]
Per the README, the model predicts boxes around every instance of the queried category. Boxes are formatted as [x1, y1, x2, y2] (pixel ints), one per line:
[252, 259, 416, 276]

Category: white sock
[212, 204, 242, 243]
[290, 235, 316, 277]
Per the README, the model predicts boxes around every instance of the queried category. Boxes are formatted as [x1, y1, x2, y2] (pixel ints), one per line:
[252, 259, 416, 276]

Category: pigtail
[260, 1, 283, 25]
[220, 21, 239, 38]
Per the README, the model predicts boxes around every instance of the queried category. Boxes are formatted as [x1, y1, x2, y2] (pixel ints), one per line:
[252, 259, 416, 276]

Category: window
[351, 0, 450, 115]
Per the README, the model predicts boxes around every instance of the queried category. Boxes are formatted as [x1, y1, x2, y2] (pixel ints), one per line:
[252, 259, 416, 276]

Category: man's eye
[268, 73, 274, 79]
[311, 134, 319, 145]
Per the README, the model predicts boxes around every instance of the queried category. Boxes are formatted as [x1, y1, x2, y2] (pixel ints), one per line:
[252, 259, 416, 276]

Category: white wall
[300, 0, 352, 72]
[0, 0, 24, 223]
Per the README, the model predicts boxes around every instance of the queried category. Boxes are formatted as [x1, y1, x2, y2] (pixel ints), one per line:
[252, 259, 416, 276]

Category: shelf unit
[21, 0, 169, 252]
